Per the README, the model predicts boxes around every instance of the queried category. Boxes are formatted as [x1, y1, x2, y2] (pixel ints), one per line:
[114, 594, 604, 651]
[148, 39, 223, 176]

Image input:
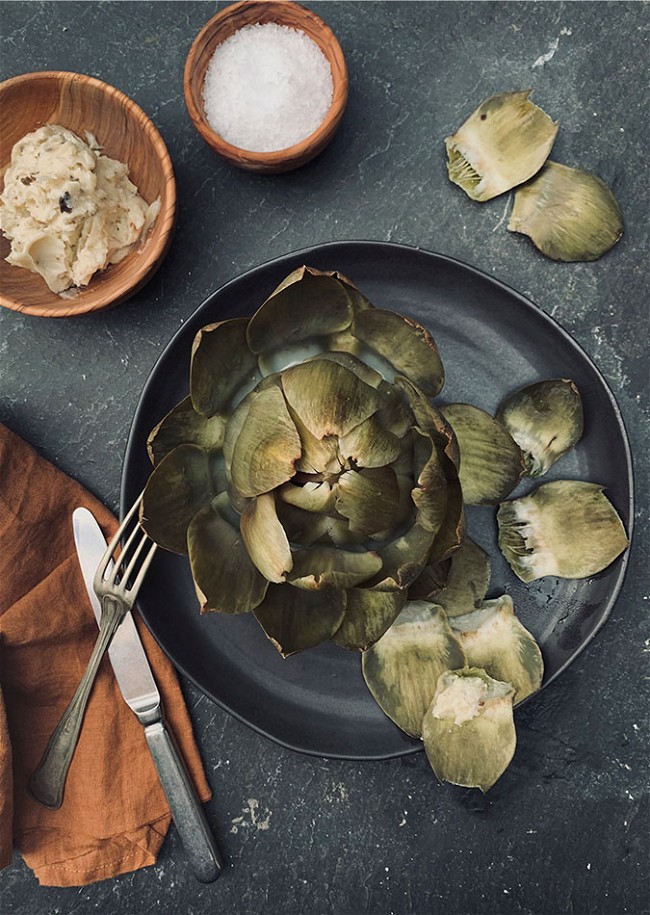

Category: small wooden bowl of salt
[184, 1, 348, 173]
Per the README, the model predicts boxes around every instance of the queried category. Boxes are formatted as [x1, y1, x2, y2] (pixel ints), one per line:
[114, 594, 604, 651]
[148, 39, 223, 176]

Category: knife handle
[143, 718, 223, 882]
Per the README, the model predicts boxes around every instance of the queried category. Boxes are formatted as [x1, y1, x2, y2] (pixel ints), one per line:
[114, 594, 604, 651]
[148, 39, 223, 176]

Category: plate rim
[121, 240, 634, 760]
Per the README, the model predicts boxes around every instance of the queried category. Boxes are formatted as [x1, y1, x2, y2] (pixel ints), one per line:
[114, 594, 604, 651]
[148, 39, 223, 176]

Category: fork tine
[128, 540, 158, 596]
[94, 490, 144, 586]
[119, 529, 150, 589]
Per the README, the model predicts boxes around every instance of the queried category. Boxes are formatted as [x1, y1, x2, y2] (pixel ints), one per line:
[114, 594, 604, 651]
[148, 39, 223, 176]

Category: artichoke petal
[508, 161, 624, 262]
[254, 584, 347, 657]
[445, 90, 558, 201]
[362, 601, 466, 737]
[422, 668, 516, 792]
[247, 266, 354, 355]
[281, 360, 381, 440]
[288, 405, 341, 475]
[332, 588, 407, 651]
[187, 498, 268, 614]
[497, 480, 629, 581]
[308, 351, 383, 389]
[230, 384, 302, 498]
[406, 556, 451, 601]
[369, 521, 436, 591]
[430, 536, 491, 618]
[240, 492, 293, 584]
[191, 318, 261, 416]
[147, 396, 226, 466]
[337, 414, 402, 468]
[336, 467, 400, 536]
[497, 378, 584, 476]
[451, 595, 544, 704]
[411, 433, 449, 535]
[350, 309, 445, 398]
[287, 546, 382, 590]
[141, 444, 216, 554]
[441, 403, 525, 505]
[279, 480, 338, 514]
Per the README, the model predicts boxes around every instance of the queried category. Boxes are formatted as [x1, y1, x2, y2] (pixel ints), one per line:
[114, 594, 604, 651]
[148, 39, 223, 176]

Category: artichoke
[141, 266, 465, 656]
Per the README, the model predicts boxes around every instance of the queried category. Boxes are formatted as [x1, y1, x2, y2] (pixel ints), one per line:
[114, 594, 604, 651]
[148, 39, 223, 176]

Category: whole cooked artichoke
[141, 266, 465, 656]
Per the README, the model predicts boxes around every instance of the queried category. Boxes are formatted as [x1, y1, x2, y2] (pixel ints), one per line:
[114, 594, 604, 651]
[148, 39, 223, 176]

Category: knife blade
[72, 507, 223, 882]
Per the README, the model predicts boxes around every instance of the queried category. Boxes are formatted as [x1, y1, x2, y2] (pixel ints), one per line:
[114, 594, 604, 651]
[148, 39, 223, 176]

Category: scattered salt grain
[203, 22, 334, 153]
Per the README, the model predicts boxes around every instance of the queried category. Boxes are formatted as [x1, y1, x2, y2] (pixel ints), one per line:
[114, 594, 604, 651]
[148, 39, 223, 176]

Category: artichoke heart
[497, 379, 583, 476]
[362, 601, 466, 738]
[422, 668, 516, 792]
[498, 480, 629, 581]
[445, 90, 558, 201]
[450, 595, 544, 704]
[508, 161, 624, 261]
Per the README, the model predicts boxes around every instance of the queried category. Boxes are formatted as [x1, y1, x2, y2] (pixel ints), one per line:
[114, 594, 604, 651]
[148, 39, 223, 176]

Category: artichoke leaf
[451, 595, 544, 704]
[247, 266, 354, 355]
[396, 378, 460, 468]
[336, 467, 400, 536]
[368, 521, 436, 591]
[445, 90, 558, 202]
[406, 556, 451, 601]
[287, 404, 341, 475]
[431, 536, 491, 618]
[308, 351, 383, 389]
[287, 546, 382, 590]
[351, 309, 444, 398]
[147, 396, 226, 466]
[240, 492, 293, 584]
[497, 480, 629, 581]
[375, 381, 413, 438]
[411, 432, 449, 535]
[362, 601, 466, 737]
[191, 318, 261, 417]
[422, 668, 516, 792]
[427, 468, 466, 564]
[508, 161, 624, 261]
[279, 480, 337, 514]
[441, 403, 525, 505]
[141, 444, 216, 555]
[281, 360, 381, 440]
[332, 588, 407, 651]
[230, 384, 302, 498]
[187, 499, 268, 614]
[337, 414, 403, 468]
[497, 378, 584, 476]
[254, 584, 347, 657]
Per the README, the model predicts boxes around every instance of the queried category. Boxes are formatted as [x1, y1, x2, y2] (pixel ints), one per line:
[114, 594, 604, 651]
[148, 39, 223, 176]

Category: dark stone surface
[1, 2, 648, 913]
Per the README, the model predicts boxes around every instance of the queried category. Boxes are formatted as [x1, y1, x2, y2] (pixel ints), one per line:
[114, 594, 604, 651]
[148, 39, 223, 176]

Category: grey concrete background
[1, 2, 648, 914]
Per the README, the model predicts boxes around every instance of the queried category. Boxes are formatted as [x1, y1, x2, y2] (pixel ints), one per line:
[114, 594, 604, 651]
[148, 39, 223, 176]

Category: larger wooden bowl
[0, 71, 176, 318]
[184, 1, 348, 174]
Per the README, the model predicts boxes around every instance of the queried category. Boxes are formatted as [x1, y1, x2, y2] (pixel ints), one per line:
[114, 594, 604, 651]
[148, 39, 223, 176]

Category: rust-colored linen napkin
[0, 424, 211, 886]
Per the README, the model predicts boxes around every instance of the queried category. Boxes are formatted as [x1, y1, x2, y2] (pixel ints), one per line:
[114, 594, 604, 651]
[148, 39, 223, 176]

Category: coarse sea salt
[202, 22, 334, 153]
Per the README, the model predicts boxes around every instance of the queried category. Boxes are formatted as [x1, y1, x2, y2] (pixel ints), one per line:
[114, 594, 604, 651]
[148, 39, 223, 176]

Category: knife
[72, 506, 223, 883]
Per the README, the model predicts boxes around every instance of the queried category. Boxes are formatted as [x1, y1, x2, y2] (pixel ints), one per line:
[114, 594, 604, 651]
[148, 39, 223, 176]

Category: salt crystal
[203, 22, 334, 153]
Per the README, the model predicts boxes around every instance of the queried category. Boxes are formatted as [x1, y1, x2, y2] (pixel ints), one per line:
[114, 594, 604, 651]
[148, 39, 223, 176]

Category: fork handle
[143, 717, 223, 882]
[29, 596, 125, 809]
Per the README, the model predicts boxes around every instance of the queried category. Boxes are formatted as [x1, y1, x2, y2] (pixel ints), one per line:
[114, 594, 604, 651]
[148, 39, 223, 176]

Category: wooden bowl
[0, 71, 175, 318]
[184, 1, 348, 174]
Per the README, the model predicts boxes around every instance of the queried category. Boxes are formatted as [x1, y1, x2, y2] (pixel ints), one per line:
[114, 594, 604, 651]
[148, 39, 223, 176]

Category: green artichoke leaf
[396, 378, 460, 468]
[281, 360, 381, 440]
[430, 536, 491, 618]
[406, 556, 451, 601]
[332, 588, 407, 651]
[337, 414, 403, 468]
[229, 383, 302, 498]
[254, 584, 347, 657]
[350, 309, 444, 398]
[287, 546, 382, 590]
[336, 467, 400, 536]
[187, 497, 268, 614]
[288, 405, 341, 475]
[190, 318, 261, 417]
[275, 500, 333, 546]
[422, 668, 516, 792]
[497, 379, 584, 476]
[368, 521, 436, 591]
[427, 466, 466, 564]
[441, 403, 525, 505]
[246, 266, 354, 355]
[445, 90, 558, 202]
[308, 351, 383, 389]
[411, 431, 449, 535]
[451, 595, 544, 704]
[147, 396, 226, 466]
[240, 492, 293, 584]
[507, 161, 624, 262]
[497, 480, 629, 581]
[141, 444, 218, 554]
[362, 601, 466, 737]
[375, 381, 413, 438]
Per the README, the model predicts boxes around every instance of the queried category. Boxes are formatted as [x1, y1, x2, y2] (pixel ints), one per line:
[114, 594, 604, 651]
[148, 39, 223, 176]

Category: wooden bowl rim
[183, 0, 348, 169]
[0, 70, 176, 318]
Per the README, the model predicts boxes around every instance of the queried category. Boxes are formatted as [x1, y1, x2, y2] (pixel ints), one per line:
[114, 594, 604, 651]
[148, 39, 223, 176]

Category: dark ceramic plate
[122, 242, 633, 760]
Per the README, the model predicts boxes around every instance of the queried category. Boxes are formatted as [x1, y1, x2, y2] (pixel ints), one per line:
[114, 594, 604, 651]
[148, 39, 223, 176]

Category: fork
[29, 493, 157, 810]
